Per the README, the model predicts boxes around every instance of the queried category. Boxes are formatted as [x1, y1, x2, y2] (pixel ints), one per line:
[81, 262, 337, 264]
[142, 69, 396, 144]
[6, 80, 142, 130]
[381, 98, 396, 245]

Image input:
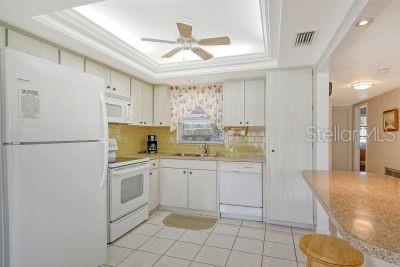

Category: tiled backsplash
[109, 124, 265, 157]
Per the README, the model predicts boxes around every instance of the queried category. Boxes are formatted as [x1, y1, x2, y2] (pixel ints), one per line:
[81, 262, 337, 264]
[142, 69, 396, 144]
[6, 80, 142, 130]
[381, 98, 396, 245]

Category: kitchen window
[177, 107, 224, 144]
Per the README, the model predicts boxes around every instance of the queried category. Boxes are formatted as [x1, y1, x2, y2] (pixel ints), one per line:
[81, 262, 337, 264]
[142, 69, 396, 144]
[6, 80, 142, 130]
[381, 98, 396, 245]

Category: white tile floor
[103, 210, 314, 267]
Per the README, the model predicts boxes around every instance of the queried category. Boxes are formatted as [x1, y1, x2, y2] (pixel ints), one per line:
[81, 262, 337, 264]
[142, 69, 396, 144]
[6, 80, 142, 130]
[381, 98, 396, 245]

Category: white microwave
[105, 92, 134, 124]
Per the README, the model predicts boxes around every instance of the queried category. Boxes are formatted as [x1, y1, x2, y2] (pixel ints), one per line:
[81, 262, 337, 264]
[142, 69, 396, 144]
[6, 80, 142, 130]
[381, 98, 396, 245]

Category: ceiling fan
[141, 22, 231, 60]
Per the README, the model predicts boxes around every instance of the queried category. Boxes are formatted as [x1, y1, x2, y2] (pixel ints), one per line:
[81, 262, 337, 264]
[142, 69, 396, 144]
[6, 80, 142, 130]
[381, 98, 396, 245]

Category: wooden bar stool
[300, 234, 364, 267]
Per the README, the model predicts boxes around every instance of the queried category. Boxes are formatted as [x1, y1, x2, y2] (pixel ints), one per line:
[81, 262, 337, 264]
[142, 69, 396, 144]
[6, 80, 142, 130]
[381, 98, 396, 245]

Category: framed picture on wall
[383, 108, 399, 132]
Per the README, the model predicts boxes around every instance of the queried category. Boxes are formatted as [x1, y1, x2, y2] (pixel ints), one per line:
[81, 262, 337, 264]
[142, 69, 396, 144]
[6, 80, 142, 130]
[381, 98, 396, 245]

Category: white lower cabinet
[160, 159, 217, 212]
[188, 170, 217, 211]
[149, 160, 159, 211]
[160, 167, 189, 208]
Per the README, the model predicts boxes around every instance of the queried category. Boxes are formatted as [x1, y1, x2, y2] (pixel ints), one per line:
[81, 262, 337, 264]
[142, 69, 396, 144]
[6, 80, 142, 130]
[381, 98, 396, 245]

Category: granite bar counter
[302, 170, 400, 266]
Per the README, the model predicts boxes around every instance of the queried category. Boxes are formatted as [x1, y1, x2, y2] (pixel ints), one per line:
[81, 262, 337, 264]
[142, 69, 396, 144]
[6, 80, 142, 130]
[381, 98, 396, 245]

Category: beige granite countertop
[128, 152, 265, 163]
[302, 170, 400, 265]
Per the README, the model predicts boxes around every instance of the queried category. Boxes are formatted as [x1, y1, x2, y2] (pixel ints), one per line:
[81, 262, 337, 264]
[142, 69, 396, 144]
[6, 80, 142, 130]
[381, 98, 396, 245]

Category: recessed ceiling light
[355, 18, 373, 27]
[352, 81, 374, 90]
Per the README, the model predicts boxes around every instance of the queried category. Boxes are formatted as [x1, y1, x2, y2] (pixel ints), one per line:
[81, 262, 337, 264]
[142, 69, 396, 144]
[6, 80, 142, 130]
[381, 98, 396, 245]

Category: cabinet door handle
[149, 172, 153, 175]
[143, 121, 146, 124]
[140, 121, 142, 124]
[239, 121, 242, 124]
[246, 121, 249, 125]
[183, 171, 186, 174]
[152, 163, 156, 166]
[112, 87, 116, 91]
[160, 122, 163, 125]
[189, 171, 192, 175]
[272, 149, 275, 152]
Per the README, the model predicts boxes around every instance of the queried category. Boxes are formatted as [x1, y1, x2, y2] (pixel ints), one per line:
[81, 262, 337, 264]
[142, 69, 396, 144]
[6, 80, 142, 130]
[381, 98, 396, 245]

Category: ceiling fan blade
[198, 36, 231, 46]
[177, 23, 192, 38]
[191, 47, 213, 60]
[141, 38, 177, 44]
[162, 47, 183, 58]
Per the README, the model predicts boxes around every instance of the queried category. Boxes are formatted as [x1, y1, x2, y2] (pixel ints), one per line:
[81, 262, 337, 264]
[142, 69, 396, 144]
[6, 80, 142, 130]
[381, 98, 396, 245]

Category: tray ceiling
[73, 0, 266, 64]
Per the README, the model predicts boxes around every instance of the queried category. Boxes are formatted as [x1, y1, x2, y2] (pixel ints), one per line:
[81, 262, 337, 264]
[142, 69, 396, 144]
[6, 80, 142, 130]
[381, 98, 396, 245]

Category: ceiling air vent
[294, 31, 316, 47]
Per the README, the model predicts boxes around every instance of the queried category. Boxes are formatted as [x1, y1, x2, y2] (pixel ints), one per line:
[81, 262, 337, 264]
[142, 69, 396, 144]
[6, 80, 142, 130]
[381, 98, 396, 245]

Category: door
[7, 30, 58, 63]
[223, 81, 245, 126]
[131, 78, 143, 125]
[154, 85, 171, 126]
[3, 142, 107, 267]
[220, 171, 262, 207]
[188, 170, 217, 211]
[267, 69, 314, 224]
[110, 70, 130, 96]
[1, 49, 107, 143]
[85, 60, 111, 88]
[160, 168, 188, 208]
[60, 50, 84, 72]
[245, 80, 265, 126]
[149, 168, 159, 211]
[110, 164, 149, 222]
[142, 82, 154, 125]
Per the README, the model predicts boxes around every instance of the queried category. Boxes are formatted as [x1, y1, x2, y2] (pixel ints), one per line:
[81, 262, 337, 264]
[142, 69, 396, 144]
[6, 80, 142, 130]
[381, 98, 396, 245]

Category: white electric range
[107, 139, 150, 242]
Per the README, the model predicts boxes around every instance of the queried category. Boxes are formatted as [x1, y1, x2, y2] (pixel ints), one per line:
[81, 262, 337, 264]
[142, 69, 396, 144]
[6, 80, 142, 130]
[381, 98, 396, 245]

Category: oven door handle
[111, 164, 150, 177]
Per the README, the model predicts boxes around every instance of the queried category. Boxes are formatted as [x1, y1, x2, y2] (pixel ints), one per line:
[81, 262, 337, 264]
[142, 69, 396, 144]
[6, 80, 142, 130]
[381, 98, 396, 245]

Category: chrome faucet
[200, 142, 209, 155]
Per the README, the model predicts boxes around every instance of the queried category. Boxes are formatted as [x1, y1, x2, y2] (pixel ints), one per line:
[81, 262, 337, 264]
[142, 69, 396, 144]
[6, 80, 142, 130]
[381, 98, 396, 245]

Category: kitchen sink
[170, 153, 217, 158]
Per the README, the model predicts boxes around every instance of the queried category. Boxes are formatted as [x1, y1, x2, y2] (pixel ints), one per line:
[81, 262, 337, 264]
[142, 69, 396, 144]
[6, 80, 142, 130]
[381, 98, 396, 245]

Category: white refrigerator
[0, 48, 108, 267]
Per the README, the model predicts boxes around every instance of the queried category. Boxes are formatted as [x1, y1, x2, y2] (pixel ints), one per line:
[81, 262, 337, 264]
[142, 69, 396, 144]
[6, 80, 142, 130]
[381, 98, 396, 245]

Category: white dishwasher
[219, 162, 263, 221]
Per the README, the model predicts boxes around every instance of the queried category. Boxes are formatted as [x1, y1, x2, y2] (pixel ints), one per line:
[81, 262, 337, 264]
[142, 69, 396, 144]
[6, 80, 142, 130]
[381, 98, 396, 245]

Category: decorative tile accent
[109, 124, 265, 157]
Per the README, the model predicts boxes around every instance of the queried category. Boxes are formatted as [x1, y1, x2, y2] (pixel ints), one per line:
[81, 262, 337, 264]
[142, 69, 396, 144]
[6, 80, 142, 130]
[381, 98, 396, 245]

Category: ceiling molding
[34, 1, 278, 80]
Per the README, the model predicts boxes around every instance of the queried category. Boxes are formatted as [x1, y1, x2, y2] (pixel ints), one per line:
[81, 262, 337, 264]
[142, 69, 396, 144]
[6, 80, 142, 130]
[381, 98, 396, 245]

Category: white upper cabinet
[131, 78, 143, 125]
[223, 81, 245, 126]
[223, 79, 265, 126]
[154, 85, 171, 126]
[60, 50, 84, 72]
[142, 82, 154, 126]
[85, 60, 111, 87]
[7, 30, 58, 63]
[0, 26, 5, 48]
[110, 70, 131, 96]
[245, 79, 265, 126]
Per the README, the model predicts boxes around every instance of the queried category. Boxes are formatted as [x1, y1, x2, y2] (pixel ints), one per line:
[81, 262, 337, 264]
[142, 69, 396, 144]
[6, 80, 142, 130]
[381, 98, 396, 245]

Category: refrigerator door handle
[100, 92, 109, 140]
[100, 140, 108, 189]
[100, 92, 109, 189]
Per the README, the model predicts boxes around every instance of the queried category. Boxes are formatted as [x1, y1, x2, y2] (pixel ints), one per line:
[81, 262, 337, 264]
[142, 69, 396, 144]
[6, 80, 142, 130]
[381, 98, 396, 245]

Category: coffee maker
[147, 135, 158, 153]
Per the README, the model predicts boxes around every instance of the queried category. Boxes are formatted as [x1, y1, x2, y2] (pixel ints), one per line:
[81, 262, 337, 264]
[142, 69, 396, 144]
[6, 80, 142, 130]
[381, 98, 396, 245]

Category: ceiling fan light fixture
[352, 81, 374, 90]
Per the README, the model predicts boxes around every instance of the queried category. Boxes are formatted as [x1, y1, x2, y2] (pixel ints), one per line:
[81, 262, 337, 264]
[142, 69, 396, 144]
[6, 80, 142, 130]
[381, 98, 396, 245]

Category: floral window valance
[170, 84, 223, 131]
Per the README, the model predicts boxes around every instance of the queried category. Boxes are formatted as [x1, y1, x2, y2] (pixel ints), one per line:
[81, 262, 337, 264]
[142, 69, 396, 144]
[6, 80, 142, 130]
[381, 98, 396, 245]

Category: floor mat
[162, 212, 218, 230]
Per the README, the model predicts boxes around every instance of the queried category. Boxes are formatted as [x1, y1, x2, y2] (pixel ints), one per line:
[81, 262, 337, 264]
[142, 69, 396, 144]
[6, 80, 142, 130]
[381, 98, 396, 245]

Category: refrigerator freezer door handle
[100, 92, 109, 189]
[100, 92, 109, 140]
[100, 140, 108, 189]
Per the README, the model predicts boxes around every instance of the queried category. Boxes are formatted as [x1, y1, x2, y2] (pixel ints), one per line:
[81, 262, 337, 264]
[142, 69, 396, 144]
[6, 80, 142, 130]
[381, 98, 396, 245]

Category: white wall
[314, 72, 330, 170]
[0, 24, 5, 267]
[0, 26, 5, 48]
[331, 106, 353, 170]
